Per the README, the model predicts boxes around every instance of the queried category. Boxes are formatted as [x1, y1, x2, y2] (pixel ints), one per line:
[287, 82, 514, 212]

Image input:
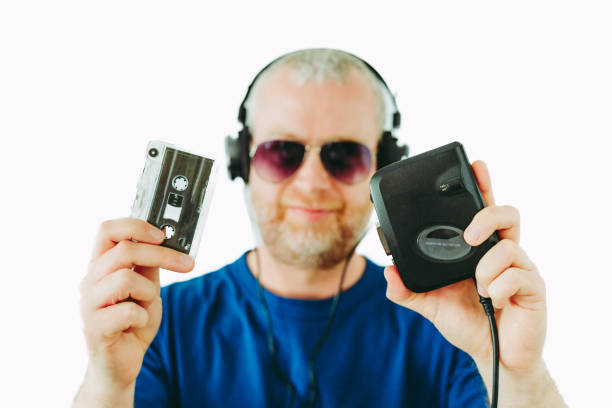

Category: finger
[472, 160, 495, 207]
[475, 239, 536, 297]
[486, 267, 545, 310]
[464, 205, 521, 246]
[139, 295, 163, 333]
[91, 240, 194, 282]
[91, 218, 166, 259]
[89, 268, 159, 311]
[134, 265, 160, 287]
[88, 301, 150, 341]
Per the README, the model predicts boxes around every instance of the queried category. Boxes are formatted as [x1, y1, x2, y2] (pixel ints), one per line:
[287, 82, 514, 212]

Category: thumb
[383, 265, 436, 321]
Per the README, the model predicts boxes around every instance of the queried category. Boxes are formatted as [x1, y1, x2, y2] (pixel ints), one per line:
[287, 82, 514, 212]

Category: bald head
[244, 49, 390, 136]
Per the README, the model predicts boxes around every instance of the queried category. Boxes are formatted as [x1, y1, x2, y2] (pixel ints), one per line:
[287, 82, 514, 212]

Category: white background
[1, 1, 610, 406]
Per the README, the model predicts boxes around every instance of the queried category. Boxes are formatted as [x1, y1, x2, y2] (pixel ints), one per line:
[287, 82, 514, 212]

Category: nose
[290, 146, 334, 190]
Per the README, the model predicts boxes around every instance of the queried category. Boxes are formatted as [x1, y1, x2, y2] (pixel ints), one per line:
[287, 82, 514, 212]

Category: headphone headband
[237, 49, 401, 130]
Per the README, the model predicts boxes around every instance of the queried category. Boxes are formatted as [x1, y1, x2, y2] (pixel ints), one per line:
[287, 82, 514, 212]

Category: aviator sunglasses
[250, 140, 373, 185]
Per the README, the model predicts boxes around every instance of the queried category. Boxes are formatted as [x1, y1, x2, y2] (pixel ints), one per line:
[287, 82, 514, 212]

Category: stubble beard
[249, 188, 372, 269]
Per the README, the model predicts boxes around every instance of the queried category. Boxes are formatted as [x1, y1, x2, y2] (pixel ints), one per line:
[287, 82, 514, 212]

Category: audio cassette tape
[130, 140, 217, 257]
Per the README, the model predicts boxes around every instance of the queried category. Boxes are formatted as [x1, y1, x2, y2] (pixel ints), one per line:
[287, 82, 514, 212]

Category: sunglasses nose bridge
[296, 144, 334, 182]
[303, 144, 321, 154]
[302, 144, 324, 165]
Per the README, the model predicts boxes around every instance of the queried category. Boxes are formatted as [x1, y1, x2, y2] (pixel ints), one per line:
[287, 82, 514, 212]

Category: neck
[246, 244, 366, 300]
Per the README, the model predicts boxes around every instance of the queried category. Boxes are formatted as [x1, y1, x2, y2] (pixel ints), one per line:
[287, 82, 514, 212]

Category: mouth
[286, 206, 336, 221]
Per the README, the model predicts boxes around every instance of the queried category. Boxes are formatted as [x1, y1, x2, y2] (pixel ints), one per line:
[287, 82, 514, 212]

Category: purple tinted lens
[252, 140, 305, 182]
[320, 141, 372, 184]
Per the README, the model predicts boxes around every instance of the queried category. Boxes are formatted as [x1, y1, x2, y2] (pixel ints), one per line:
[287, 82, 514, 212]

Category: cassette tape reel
[131, 140, 217, 257]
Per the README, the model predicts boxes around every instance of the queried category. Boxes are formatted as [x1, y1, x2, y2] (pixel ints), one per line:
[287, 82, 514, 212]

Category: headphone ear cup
[225, 127, 252, 182]
[376, 131, 409, 169]
[238, 127, 251, 182]
[225, 135, 242, 181]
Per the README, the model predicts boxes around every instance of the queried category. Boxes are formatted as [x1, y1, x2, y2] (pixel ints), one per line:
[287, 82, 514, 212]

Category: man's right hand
[73, 218, 194, 407]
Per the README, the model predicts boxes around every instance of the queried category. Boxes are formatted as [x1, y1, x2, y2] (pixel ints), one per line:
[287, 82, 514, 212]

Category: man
[74, 49, 567, 407]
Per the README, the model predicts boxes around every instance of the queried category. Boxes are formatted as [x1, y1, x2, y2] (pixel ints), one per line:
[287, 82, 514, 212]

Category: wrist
[73, 366, 135, 408]
[473, 358, 567, 408]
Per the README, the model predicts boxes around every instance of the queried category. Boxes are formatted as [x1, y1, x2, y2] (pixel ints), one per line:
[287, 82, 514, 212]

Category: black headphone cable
[472, 277, 500, 408]
[253, 246, 356, 408]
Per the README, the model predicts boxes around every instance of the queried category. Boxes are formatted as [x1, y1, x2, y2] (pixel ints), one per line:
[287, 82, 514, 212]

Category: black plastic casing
[369, 141, 500, 293]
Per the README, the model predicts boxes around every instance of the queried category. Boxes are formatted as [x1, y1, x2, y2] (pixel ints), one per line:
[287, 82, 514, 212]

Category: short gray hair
[243, 48, 393, 134]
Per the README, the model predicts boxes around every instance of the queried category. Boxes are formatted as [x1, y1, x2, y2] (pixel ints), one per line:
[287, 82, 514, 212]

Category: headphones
[225, 49, 409, 183]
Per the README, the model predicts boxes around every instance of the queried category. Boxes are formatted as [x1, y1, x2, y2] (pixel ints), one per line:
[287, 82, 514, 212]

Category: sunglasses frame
[249, 139, 374, 184]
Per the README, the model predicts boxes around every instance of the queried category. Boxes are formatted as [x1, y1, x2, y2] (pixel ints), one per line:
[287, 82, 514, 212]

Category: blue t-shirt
[135, 251, 489, 407]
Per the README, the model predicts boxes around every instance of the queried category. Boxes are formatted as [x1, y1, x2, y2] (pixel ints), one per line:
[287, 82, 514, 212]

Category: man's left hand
[383, 160, 547, 373]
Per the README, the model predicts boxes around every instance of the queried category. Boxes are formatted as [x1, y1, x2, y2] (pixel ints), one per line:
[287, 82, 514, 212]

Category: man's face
[248, 65, 381, 269]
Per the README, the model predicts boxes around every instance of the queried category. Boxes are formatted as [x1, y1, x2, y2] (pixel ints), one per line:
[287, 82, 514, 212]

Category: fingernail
[180, 254, 194, 267]
[465, 226, 481, 243]
[477, 284, 489, 298]
[150, 227, 165, 240]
